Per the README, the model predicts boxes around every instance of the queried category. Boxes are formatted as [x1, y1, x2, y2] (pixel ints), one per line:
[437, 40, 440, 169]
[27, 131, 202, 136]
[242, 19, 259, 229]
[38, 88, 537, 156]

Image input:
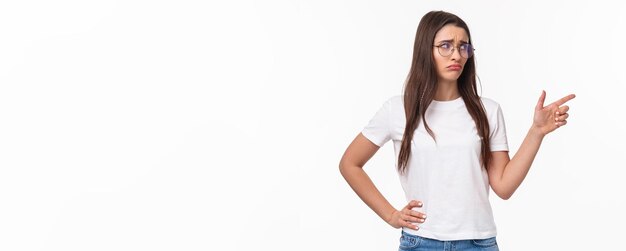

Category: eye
[439, 42, 452, 49]
[460, 43, 471, 51]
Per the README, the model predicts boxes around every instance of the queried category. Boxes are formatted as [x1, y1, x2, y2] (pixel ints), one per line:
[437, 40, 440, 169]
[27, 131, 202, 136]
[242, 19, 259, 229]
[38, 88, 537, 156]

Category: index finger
[403, 200, 422, 210]
[551, 94, 576, 106]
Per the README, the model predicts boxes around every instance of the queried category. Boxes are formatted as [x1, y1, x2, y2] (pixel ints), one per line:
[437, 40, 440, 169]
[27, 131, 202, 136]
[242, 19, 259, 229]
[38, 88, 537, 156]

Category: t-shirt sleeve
[361, 98, 393, 147]
[490, 104, 509, 151]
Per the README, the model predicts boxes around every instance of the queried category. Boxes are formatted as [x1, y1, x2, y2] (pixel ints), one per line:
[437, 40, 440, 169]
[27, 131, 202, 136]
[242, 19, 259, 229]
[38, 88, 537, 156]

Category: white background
[1, 0, 625, 250]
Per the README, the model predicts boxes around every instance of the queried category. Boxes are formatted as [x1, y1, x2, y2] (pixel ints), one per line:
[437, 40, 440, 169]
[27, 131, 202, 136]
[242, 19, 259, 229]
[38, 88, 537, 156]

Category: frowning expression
[432, 24, 472, 83]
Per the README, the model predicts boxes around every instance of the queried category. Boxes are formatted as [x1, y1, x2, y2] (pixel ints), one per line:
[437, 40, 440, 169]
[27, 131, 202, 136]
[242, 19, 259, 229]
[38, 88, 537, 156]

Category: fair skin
[338, 24, 576, 231]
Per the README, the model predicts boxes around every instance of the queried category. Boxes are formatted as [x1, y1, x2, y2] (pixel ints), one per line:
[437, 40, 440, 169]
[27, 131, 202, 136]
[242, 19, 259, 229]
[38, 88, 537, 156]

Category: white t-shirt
[361, 95, 509, 241]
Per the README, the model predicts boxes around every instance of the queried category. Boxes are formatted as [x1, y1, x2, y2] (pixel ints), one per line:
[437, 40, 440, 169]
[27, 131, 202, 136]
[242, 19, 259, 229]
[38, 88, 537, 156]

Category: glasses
[433, 42, 474, 59]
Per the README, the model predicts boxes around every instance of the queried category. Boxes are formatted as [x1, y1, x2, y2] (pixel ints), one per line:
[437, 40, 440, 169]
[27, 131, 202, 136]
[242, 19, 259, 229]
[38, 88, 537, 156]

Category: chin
[441, 75, 461, 82]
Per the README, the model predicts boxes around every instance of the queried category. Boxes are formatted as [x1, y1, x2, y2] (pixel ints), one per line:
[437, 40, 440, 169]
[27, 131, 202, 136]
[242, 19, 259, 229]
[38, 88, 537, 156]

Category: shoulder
[479, 97, 505, 120]
[377, 95, 405, 122]
[480, 96, 502, 111]
[378, 95, 404, 109]
[385, 94, 403, 103]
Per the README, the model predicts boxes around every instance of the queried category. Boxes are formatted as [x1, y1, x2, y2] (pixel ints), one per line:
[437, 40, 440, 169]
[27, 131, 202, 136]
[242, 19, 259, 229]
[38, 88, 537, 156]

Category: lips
[447, 64, 462, 70]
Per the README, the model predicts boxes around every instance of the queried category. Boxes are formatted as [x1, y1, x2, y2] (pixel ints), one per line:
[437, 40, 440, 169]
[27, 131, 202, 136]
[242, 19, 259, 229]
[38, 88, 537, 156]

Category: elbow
[497, 192, 513, 200]
[338, 163, 347, 176]
[490, 178, 516, 200]
[338, 160, 362, 178]
[492, 187, 514, 200]
[338, 160, 351, 177]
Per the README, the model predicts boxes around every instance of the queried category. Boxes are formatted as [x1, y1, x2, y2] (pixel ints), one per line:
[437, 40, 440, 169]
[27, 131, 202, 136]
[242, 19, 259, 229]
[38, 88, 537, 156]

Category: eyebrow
[436, 39, 469, 44]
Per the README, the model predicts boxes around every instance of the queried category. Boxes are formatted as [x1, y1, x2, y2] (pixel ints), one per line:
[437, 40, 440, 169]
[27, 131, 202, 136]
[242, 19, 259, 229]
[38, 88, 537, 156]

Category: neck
[434, 80, 460, 101]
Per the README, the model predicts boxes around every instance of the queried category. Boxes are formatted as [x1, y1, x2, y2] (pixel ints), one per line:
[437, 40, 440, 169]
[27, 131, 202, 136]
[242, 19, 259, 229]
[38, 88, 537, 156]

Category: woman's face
[432, 24, 470, 84]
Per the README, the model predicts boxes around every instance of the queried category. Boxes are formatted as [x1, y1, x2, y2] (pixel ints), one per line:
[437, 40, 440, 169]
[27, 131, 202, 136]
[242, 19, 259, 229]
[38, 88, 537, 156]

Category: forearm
[339, 165, 396, 223]
[499, 126, 545, 197]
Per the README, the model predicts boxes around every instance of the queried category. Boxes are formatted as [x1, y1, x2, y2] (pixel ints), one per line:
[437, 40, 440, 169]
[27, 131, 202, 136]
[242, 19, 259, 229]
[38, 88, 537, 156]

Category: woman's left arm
[488, 91, 576, 200]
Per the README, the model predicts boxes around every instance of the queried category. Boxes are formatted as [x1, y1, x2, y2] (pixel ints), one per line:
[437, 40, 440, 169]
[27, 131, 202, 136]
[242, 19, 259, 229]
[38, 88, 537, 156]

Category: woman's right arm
[339, 133, 425, 230]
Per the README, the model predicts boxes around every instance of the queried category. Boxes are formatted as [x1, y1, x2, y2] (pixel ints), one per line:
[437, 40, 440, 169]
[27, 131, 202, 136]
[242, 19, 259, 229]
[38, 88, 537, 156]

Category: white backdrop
[1, 1, 625, 250]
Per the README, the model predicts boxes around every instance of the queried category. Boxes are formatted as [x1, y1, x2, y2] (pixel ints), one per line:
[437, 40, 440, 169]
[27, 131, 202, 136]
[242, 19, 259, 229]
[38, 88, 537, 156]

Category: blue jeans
[399, 230, 499, 251]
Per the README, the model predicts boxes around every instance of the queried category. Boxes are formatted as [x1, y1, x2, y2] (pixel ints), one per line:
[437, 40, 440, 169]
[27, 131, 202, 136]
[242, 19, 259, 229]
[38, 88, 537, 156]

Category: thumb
[535, 90, 546, 111]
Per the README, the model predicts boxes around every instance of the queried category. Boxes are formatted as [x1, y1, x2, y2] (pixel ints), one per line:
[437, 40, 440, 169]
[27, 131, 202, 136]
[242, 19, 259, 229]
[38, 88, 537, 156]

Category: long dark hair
[397, 11, 491, 173]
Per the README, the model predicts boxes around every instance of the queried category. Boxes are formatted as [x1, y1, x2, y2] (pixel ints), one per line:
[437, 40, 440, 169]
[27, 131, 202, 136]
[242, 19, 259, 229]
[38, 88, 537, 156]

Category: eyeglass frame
[432, 42, 475, 59]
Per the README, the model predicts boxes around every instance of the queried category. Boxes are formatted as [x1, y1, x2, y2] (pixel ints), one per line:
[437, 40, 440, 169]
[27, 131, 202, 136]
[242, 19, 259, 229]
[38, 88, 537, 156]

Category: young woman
[339, 11, 575, 250]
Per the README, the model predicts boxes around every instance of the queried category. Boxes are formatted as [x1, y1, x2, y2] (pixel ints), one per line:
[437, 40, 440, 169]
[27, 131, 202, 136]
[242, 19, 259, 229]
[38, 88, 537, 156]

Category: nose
[450, 47, 462, 61]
